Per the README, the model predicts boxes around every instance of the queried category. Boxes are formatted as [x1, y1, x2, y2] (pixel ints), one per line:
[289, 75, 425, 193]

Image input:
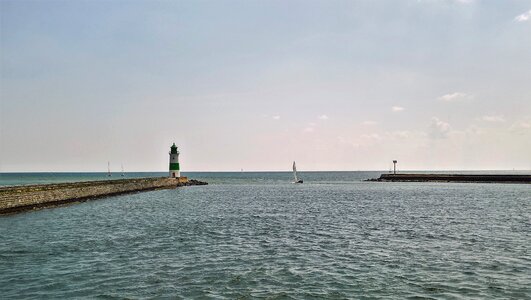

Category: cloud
[465, 125, 484, 135]
[515, 10, 531, 22]
[272, 115, 280, 120]
[480, 115, 505, 122]
[429, 117, 451, 139]
[318, 114, 329, 120]
[360, 133, 382, 140]
[515, 122, 531, 129]
[438, 92, 472, 102]
[361, 121, 378, 126]
[391, 131, 412, 139]
[391, 106, 405, 112]
[510, 121, 531, 133]
[336, 136, 361, 148]
[303, 122, 316, 133]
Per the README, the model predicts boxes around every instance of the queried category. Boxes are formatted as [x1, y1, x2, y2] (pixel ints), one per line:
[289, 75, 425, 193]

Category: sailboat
[121, 164, 125, 177]
[107, 161, 112, 177]
[292, 161, 303, 184]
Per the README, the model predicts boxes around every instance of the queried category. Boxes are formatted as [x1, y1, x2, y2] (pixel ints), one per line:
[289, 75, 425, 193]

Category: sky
[1, 0, 530, 172]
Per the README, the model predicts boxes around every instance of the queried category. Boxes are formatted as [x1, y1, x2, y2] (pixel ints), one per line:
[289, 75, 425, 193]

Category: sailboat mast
[293, 161, 298, 182]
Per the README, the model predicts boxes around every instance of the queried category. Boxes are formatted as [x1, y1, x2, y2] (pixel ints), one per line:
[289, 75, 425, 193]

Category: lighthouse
[169, 143, 180, 178]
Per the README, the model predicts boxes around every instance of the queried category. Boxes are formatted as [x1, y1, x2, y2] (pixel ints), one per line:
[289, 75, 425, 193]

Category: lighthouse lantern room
[169, 143, 180, 178]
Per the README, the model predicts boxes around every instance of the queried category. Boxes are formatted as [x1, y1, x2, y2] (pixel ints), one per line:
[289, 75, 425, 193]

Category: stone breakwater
[367, 173, 531, 183]
[0, 177, 207, 214]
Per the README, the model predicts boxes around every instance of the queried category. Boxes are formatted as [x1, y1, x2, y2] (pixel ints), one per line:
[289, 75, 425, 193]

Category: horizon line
[2, 169, 531, 174]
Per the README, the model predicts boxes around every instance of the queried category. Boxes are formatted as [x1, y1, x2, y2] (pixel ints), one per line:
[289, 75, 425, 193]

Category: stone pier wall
[374, 174, 531, 183]
[0, 177, 203, 214]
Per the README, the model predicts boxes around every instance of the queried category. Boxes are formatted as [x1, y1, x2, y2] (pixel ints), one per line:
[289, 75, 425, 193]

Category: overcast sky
[1, 0, 530, 172]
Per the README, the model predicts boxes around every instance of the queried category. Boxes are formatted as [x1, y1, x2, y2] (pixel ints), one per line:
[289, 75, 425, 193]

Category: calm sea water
[0, 172, 530, 299]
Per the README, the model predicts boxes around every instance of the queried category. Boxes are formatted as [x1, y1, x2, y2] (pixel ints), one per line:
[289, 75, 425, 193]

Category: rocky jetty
[366, 174, 531, 183]
[0, 177, 208, 214]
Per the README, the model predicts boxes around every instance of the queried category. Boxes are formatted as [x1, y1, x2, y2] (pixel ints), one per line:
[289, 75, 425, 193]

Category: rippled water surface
[1, 172, 530, 299]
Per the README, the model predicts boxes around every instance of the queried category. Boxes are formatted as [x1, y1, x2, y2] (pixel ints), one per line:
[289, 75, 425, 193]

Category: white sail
[293, 161, 298, 182]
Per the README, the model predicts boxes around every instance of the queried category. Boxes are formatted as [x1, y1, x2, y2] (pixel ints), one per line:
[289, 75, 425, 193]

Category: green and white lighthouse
[169, 143, 180, 178]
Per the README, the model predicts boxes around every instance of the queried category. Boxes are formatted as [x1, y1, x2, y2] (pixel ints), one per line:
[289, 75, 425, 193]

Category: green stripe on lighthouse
[170, 163, 180, 170]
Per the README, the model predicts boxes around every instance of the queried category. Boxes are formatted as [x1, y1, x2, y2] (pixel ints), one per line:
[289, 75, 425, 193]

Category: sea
[0, 171, 529, 299]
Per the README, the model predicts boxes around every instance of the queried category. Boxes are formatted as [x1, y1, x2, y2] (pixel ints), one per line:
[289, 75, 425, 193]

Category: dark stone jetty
[367, 174, 531, 183]
[0, 177, 207, 215]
